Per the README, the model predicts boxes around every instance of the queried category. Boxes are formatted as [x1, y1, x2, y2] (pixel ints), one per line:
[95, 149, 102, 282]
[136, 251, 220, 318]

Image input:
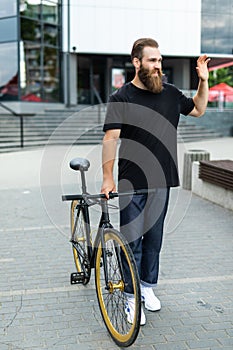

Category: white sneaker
[125, 297, 146, 326]
[141, 285, 161, 311]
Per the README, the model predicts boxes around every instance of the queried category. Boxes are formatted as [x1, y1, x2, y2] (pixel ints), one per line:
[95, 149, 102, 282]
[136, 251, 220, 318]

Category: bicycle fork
[98, 199, 113, 291]
[98, 200, 125, 293]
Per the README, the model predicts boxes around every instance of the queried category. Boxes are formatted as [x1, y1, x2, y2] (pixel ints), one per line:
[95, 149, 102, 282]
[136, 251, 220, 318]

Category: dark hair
[131, 38, 159, 61]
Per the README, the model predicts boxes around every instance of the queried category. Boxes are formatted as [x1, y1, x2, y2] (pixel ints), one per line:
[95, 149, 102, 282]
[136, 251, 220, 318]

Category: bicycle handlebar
[62, 189, 155, 202]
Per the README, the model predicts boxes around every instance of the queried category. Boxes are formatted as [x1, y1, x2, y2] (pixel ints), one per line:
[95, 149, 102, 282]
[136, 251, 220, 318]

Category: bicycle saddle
[70, 157, 90, 171]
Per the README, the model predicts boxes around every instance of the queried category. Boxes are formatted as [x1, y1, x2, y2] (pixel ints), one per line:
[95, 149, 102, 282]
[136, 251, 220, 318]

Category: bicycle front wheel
[70, 200, 91, 285]
[95, 228, 141, 347]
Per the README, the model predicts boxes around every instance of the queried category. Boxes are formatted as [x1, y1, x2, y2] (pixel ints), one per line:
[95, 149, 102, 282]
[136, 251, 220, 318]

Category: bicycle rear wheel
[70, 200, 91, 285]
[95, 228, 141, 347]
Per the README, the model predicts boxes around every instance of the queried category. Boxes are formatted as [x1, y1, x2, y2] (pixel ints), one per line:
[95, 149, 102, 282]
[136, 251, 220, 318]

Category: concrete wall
[65, 0, 201, 56]
[192, 162, 233, 211]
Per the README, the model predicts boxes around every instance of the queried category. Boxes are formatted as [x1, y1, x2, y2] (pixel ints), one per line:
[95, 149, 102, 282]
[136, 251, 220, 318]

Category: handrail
[0, 102, 35, 148]
[93, 86, 103, 105]
[93, 86, 105, 124]
[0, 101, 19, 116]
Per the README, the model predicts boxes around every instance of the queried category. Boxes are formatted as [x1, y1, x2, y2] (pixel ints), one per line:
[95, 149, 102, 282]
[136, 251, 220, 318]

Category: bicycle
[62, 157, 142, 347]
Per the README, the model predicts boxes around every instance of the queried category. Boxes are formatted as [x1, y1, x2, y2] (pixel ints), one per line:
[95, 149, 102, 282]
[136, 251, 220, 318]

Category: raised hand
[196, 55, 211, 81]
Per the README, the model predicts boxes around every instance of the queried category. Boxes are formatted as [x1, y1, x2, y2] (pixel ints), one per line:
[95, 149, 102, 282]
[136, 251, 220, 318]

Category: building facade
[0, 0, 232, 108]
[0, 0, 62, 104]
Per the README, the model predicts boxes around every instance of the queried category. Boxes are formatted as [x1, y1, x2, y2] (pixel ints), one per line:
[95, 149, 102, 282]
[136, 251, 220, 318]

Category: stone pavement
[0, 140, 232, 350]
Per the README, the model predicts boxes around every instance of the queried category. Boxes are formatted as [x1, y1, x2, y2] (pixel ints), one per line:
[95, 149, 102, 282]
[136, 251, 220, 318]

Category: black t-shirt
[103, 82, 195, 190]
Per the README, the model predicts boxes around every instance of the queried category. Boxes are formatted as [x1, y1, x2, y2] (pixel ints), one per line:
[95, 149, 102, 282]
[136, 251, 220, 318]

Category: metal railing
[0, 102, 35, 148]
[93, 86, 106, 124]
[182, 89, 233, 111]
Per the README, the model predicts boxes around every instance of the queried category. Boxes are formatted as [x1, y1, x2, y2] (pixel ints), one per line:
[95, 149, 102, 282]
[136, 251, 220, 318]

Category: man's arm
[101, 129, 121, 199]
[189, 55, 211, 117]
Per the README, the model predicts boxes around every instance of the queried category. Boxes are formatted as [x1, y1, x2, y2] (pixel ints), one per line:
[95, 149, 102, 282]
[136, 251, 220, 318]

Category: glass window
[112, 68, 125, 91]
[202, 12, 233, 54]
[0, 42, 18, 101]
[201, 0, 233, 54]
[42, 0, 58, 24]
[19, 0, 62, 102]
[21, 18, 42, 43]
[43, 47, 59, 101]
[0, 18, 17, 42]
[202, 0, 232, 14]
[20, 1, 40, 20]
[21, 43, 59, 101]
[78, 56, 91, 104]
[201, 14, 215, 53]
[44, 23, 58, 46]
[215, 0, 232, 14]
[0, 0, 17, 18]
[21, 41, 41, 98]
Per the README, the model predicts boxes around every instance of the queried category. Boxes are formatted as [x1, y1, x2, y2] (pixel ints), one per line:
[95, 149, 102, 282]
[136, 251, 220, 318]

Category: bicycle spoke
[95, 229, 140, 347]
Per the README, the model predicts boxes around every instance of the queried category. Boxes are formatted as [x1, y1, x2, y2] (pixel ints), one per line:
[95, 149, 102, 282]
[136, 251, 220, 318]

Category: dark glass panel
[78, 56, 91, 104]
[201, 14, 215, 53]
[43, 47, 59, 101]
[42, 0, 58, 24]
[21, 18, 42, 43]
[44, 24, 58, 46]
[201, 0, 233, 54]
[215, 0, 232, 14]
[201, 0, 215, 13]
[20, 1, 40, 20]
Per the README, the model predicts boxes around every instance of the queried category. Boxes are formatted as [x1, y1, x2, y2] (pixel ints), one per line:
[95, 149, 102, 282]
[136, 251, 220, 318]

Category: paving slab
[0, 140, 232, 349]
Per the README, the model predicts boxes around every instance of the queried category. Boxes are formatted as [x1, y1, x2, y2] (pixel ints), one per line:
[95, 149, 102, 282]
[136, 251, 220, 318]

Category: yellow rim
[95, 231, 139, 343]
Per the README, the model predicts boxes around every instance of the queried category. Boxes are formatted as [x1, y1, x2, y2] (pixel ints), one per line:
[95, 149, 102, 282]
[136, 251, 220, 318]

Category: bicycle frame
[94, 199, 113, 290]
[62, 164, 151, 289]
[70, 194, 115, 289]
[62, 158, 144, 346]
[71, 198, 93, 264]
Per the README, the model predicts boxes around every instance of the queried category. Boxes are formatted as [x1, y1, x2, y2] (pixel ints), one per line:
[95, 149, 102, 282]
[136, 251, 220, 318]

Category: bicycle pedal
[70, 272, 85, 284]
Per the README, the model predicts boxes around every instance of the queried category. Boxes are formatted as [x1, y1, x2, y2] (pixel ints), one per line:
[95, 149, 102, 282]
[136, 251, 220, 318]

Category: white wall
[63, 0, 201, 56]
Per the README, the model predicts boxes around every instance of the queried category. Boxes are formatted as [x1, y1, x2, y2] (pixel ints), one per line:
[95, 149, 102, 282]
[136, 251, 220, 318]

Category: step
[177, 134, 221, 142]
[0, 107, 222, 153]
[0, 138, 102, 149]
[178, 130, 220, 136]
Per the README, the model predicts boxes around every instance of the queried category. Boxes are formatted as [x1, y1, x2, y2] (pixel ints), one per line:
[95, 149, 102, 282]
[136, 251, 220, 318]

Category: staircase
[177, 120, 222, 143]
[0, 105, 105, 152]
[0, 106, 222, 153]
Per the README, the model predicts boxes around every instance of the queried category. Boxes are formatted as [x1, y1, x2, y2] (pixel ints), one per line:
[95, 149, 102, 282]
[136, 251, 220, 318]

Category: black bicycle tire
[94, 228, 141, 347]
[70, 200, 91, 285]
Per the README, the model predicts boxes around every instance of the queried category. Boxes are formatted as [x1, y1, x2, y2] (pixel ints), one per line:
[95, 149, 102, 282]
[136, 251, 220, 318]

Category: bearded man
[101, 38, 210, 325]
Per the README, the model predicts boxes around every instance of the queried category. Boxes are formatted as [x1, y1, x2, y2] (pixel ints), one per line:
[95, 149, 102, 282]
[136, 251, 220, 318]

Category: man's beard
[138, 64, 163, 94]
